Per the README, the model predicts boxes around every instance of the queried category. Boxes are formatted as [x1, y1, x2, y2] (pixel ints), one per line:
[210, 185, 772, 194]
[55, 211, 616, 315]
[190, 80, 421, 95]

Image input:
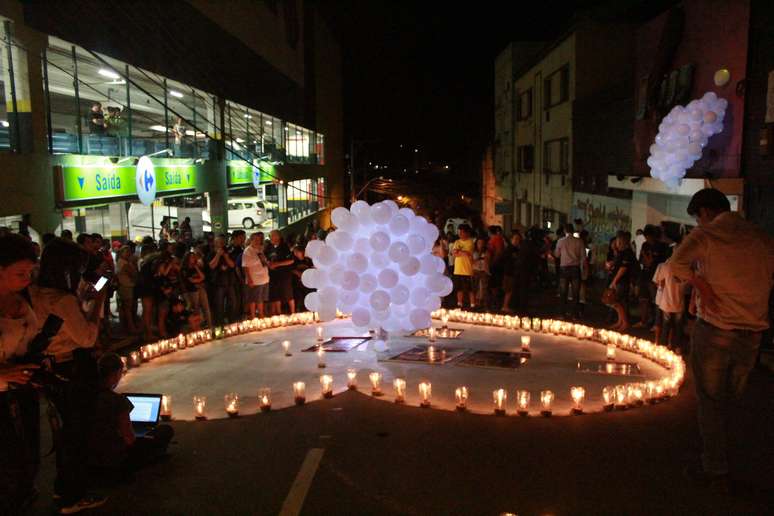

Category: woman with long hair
[116, 245, 140, 335]
[180, 251, 212, 330]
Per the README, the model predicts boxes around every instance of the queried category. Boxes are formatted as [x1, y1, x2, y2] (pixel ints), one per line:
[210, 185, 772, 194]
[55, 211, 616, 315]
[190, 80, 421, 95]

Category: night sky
[324, 0, 676, 171]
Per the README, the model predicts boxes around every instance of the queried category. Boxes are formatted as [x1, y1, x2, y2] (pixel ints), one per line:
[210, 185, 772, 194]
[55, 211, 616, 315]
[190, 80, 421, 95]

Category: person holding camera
[29, 238, 108, 513]
[0, 233, 42, 513]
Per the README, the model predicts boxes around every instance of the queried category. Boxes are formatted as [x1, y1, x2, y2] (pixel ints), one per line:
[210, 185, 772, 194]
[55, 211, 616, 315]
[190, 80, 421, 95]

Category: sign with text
[59, 155, 198, 204]
[227, 160, 275, 187]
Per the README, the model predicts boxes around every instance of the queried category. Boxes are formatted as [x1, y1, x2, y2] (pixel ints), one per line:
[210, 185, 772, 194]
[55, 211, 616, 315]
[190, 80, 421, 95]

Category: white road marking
[278, 448, 325, 516]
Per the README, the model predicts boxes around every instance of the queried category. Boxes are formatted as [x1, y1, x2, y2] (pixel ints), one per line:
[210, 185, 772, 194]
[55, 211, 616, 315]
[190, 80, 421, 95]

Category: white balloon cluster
[647, 91, 728, 190]
[302, 200, 451, 332]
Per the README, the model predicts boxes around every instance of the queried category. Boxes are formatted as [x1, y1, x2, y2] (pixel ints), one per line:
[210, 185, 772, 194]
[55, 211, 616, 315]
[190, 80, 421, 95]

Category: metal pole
[72, 46, 82, 154]
[43, 47, 54, 154]
[191, 88, 197, 159]
[4, 21, 20, 152]
[163, 78, 169, 150]
[125, 64, 131, 156]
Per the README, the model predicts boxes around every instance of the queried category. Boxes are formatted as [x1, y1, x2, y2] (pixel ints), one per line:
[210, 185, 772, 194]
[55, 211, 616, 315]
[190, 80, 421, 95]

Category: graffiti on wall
[572, 193, 632, 272]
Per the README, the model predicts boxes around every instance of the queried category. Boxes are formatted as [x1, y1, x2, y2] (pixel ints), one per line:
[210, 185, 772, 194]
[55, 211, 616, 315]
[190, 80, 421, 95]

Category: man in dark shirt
[635, 225, 669, 328]
[265, 230, 295, 315]
[207, 235, 237, 325]
[89, 103, 105, 135]
[228, 230, 246, 321]
[609, 234, 636, 330]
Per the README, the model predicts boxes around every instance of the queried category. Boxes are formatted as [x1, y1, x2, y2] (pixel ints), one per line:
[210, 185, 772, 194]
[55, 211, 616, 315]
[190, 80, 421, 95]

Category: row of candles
[178, 369, 680, 420]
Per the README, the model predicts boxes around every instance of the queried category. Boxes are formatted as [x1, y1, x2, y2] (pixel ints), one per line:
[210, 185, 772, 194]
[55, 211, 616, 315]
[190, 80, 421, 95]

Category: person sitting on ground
[89, 353, 173, 480]
[165, 297, 201, 338]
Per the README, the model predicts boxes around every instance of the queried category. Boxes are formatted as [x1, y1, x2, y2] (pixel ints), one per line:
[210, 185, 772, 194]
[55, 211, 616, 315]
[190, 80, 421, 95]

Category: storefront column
[201, 96, 228, 234]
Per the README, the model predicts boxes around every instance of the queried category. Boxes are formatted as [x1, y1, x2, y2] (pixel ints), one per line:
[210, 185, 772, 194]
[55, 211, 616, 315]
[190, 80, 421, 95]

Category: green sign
[227, 160, 275, 187]
[59, 155, 198, 203]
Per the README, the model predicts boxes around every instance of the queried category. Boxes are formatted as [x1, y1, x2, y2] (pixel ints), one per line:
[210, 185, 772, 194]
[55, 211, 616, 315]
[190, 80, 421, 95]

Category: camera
[12, 314, 67, 389]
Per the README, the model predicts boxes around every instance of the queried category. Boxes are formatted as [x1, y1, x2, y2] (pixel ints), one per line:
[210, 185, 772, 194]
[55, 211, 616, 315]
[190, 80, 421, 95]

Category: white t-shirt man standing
[242, 232, 270, 318]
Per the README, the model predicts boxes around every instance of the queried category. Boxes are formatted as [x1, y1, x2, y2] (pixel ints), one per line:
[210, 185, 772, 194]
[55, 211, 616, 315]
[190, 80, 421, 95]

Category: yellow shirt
[452, 238, 475, 276]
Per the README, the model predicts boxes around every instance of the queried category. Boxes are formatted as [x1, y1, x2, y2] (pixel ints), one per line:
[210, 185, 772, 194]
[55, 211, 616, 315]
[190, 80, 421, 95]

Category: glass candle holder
[614, 385, 628, 409]
[141, 346, 151, 362]
[493, 388, 507, 415]
[369, 372, 383, 396]
[570, 386, 585, 414]
[602, 386, 615, 411]
[317, 348, 326, 368]
[441, 314, 449, 329]
[193, 396, 207, 420]
[316, 326, 324, 343]
[455, 386, 468, 411]
[178, 333, 186, 349]
[258, 388, 271, 412]
[521, 335, 531, 352]
[516, 390, 530, 416]
[631, 383, 645, 405]
[224, 393, 240, 417]
[393, 378, 406, 403]
[129, 351, 141, 367]
[521, 317, 531, 331]
[160, 394, 172, 421]
[645, 381, 657, 403]
[532, 318, 541, 331]
[320, 374, 334, 399]
[293, 382, 306, 405]
[347, 368, 357, 390]
[428, 327, 436, 342]
[418, 381, 431, 408]
[120, 356, 128, 371]
[606, 343, 616, 361]
[539, 390, 554, 417]
[282, 340, 292, 356]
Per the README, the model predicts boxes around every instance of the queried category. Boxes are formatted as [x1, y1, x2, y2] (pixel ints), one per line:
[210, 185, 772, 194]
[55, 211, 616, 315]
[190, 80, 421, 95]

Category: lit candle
[441, 314, 449, 329]
[602, 386, 615, 411]
[320, 374, 334, 399]
[614, 385, 628, 409]
[532, 318, 541, 331]
[120, 356, 128, 371]
[521, 335, 531, 352]
[369, 372, 383, 396]
[224, 393, 240, 417]
[645, 381, 657, 403]
[455, 386, 468, 411]
[521, 317, 531, 331]
[493, 388, 507, 415]
[631, 383, 644, 405]
[259, 388, 271, 412]
[160, 394, 172, 421]
[393, 378, 406, 403]
[418, 381, 431, 408]
[606, 343, 616, 361]
[428, 326, 436, 342]
[293, 382, 306, 405]
[193, 396, 207, 420]
[317, 347, 326, 368]
[516, 390, 530, 416]
[347, 368, 357, 390]
[141, 346, 150, 362]
[129, 351, 141, 367]
[539, 390, 554, 417]
[427, 345, 436, 363]
[570, 386, 585, 415]
[316, 326, 324, 343]
[282, 340, 292, 356]
[178, 333, 186, 349]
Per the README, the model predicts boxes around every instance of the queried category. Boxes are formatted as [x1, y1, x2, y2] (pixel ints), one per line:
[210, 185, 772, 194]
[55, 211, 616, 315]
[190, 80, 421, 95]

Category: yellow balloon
[714, 69, 730, 87]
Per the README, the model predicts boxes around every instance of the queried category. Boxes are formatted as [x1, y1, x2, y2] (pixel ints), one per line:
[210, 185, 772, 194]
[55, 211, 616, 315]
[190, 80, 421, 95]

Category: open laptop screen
[126, 394, 162, 424]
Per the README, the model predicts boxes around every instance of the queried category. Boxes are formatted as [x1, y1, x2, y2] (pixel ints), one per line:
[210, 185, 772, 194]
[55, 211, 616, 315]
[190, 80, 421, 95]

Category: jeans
[558, 266, 581, 316]
[690, 319, 760, 474]
[212, 284, 238, 326]
[183, 286, 212, 329]
[658, 310, 684, 347]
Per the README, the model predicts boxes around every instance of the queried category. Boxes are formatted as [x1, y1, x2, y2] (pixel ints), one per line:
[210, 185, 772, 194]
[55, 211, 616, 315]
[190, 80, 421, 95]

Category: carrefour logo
[135, 156, 156, 206]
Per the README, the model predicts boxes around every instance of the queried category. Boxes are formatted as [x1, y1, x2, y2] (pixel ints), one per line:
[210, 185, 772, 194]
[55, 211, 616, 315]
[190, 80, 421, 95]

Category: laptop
[125, 393, 162, 437]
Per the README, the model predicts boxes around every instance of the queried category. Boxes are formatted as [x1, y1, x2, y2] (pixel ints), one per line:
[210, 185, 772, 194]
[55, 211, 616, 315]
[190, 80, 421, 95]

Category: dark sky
[322, 0, 672, 170]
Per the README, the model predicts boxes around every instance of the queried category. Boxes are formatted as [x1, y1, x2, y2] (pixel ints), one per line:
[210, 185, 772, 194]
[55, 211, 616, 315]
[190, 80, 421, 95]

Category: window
[543, 65, 569, 109]
[1, 17, 31, 152]
[543, 138, 569, 174]
[517, 145, 534, 172]
[517, 89, 532, 120]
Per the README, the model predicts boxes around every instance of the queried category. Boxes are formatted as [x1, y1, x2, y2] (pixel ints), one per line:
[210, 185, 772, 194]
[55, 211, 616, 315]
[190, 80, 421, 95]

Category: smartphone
[94, 276, 109, 292]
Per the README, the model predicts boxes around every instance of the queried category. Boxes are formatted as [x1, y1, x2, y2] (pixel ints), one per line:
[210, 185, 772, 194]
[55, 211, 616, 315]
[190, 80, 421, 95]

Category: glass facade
[0, 16, 31, 152]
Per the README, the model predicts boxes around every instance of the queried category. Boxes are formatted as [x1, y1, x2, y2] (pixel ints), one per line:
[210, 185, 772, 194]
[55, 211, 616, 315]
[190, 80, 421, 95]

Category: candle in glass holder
[317, 347, 326, 368]
[129, 351, 141, 367]
[631, 383, 644, 405]
[316, 326, 324, 343]
[293, 382, 306, 405]
[160, 394, 172, 421]
[120, 356, 128, 371]
[614, 385, 628, 409]
[347, 368, 357, 390]
[369, 372, 383, 396]
[645, 381, 657, 403]
[178, 333, 186, 349]
[521, 335, 531, 352]
[606, 343, 616, 361]
[224, 393, 240, 417]
[282, 340, 292, 356]
[516, 390, 530, 416]
[570, 386, 585, 415]
[258, 388, 271, 412]
[418, 381, 432, 408]
[455, 386, 468, 411]
[141, 346, 150, 362]
[493, 388, 507, 415]
[393, 378, 406, 403]
[602, 386, 615, 411]
[441, 314, 449, 329]
[521, 317, 531, 331]
[428, 326, 436, 342]
[539, 390, 554, 417]
[193, 396, 207, 420]
[320, 374, 334, 399]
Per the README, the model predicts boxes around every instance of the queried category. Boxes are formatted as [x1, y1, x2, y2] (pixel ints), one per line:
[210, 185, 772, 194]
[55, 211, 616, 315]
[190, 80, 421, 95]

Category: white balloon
[378, 268, 399, 289]
[370, 290, 390, 312]
[338, 289, 359, 308]
[409, 308, 431, 330]
[370, 252, 390, 270]
[390, 284, 410, 305]
[382, 199, 399, 216]
[359, 273, 377, 293]
[406, 234, 426, 255]
[351, 307, 371, 327]
[399, 207, 415, 219]
[419, 254, 437, 275]
[353, 238, 371, 255]
[382, 317, 403, 333]
[388, 241, 410, 263]
[350, 200, 370, 218]
[318, 304, 337, 322]
[371, 308, 391, 322]
[425, 273, 447, 293]
[369, 231, 391, 252]
[399, 256, 421, 276]
[703, 111, 717, 124]
[314, 268, 329, 288]
[331, 207, 352, 228]
[341, 270, 360, 291]
[410, 286, 430, 307]
[304, 291, 320, 312]
[318, 286, 338, 306]
[301, 268, 317, 288]
[327, 230, 353, 252]
[434, 256, 446, 274]
[347, 252, 368, 273]
[421, 223, 439, 245]
[388, 214, 410, 236]
[371, 202, 392, 225]
[426, 296, 442, 312]
[328, 265, 346, 285]
[317, 245, 338, 266]
[305, 239, 324, 260]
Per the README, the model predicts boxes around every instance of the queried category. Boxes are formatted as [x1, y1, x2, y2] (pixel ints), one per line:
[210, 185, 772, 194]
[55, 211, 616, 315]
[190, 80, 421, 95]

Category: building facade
[0, 0, 343, 240]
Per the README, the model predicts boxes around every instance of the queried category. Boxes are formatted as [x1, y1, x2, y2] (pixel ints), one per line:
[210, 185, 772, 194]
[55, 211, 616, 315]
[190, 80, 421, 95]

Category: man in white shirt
[671, 188, 774, 490]
[241, 232, 270, 318]
[553, 224, 586, 318]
